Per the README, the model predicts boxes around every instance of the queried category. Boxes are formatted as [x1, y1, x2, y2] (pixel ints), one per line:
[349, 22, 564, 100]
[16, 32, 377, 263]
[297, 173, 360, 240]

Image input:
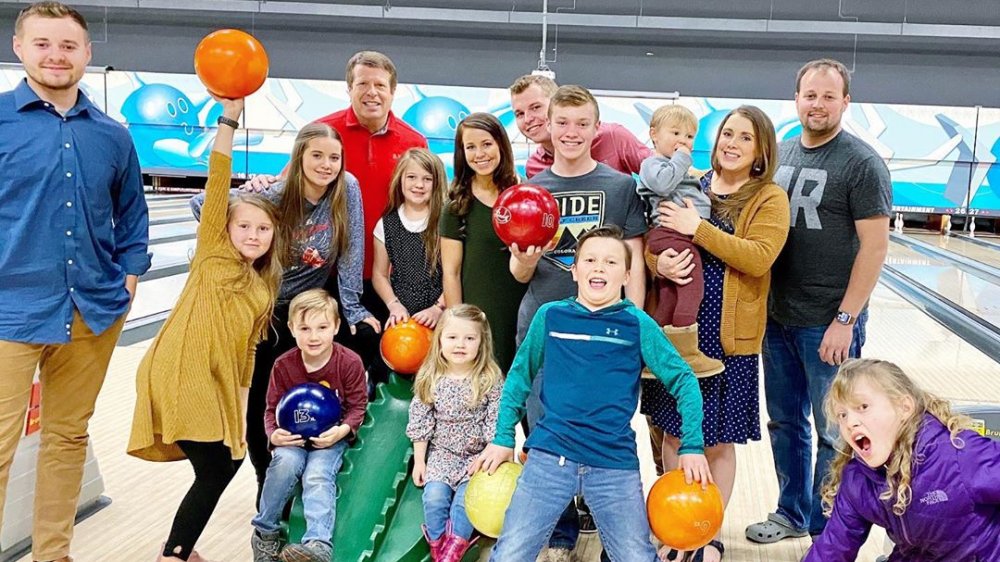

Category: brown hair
[15, 2, 88, 37]
[708, 105, 779, 225]
[345, 50, 397, 92]
[547, 85, 600, 122]
[509, 74, 558, 97]
[795, 58, 851, 97]
[574, 225, 632, 265]
[649, 105, 698, 134]
[385, 148, 447, 272]
[413, 304, 502, 408]
[287, 288, 340, 327]
[821, 359, 975, 517]
[281, 123, 350, 261]
[447, 112, 518, 217]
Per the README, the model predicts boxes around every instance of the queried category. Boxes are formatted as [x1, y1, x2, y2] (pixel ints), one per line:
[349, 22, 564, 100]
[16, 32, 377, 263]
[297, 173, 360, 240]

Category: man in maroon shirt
[509, 74, 652, 179]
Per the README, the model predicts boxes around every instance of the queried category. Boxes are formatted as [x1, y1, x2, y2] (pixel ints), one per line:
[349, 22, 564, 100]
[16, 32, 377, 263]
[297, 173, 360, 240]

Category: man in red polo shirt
[248, 51, 426, 385]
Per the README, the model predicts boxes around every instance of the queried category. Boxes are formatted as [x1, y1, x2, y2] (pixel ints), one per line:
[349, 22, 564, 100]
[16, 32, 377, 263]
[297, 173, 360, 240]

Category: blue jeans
[251, 441, 348, 545]
[762, 312, 866, 535]
[422, 480, 473, 540]
[489, 449, 656, 562]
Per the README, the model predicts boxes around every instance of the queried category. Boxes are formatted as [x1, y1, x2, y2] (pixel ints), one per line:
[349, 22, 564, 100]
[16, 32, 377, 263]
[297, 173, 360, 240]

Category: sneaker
[546, 548, 573, 562]
[279, 540, 332, 562]
[251, 530, 281, 562]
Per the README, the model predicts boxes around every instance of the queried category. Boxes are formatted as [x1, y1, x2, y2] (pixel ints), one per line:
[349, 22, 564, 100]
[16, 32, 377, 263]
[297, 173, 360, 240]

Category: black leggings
[163, 441, 243, 561]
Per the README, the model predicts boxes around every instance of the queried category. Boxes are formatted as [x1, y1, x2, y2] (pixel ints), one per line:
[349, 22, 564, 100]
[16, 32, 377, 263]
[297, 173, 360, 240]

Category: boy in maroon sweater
[251, 289, 368, 562]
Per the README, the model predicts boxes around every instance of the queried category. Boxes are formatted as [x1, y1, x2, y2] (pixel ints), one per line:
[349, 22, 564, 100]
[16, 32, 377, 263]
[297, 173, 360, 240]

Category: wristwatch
[835, 310, 855, 326]
[217, 115, 240, 129]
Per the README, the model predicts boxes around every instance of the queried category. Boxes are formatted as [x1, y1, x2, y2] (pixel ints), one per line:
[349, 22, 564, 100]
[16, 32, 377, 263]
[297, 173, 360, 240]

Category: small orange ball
[380, 320, 433, 375]
[193, 29, 269, 99]
[646, 470, 724, 551]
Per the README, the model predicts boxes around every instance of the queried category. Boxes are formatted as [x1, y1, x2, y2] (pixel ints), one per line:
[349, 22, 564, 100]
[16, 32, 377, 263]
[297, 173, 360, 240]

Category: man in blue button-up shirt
[0, 3, 149, 560]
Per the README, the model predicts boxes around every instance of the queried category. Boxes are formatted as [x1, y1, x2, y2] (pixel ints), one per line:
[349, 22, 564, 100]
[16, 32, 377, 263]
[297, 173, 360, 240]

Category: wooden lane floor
[16, 284, 999, 562]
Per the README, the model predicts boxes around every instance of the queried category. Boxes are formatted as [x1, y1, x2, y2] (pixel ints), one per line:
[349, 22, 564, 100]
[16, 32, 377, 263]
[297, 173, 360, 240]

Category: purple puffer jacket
[805, 414, 1000, 562]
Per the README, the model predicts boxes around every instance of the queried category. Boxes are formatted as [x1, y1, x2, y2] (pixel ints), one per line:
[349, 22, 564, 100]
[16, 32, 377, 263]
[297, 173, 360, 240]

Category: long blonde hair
[709, 105, 779, 225]
[821, 358, 975, 517]
[281, 123, 349, 261]
[412, 305, 502, 408]
[385, 148, 447, 272]
[226, 194, 285, 323]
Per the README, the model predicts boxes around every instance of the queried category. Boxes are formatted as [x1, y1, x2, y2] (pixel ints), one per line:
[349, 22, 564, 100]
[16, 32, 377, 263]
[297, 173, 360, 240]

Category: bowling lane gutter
[891, 233, 1000, 286]
[880, 264, 1000, 365]
[947, 231, 1000, 252]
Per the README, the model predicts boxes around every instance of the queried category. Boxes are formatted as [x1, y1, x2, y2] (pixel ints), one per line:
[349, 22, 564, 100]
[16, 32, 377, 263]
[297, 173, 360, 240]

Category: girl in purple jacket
[805, 358, 1000, 562]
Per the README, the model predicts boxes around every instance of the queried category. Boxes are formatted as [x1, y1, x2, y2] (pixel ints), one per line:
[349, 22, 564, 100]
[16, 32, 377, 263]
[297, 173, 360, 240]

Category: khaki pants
[0, 311, 125, 561]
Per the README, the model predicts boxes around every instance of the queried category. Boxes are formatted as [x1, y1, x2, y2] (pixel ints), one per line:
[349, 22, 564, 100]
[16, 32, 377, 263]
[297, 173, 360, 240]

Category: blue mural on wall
[1, 67, 998, 215]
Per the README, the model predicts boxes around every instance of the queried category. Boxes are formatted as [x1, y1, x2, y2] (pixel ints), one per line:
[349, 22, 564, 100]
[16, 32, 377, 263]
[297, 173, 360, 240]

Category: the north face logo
[919, 490, 949, 506]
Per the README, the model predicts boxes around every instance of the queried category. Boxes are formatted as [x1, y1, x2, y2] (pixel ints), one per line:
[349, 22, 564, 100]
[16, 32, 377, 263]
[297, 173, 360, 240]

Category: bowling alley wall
[1, 67, 999, 217]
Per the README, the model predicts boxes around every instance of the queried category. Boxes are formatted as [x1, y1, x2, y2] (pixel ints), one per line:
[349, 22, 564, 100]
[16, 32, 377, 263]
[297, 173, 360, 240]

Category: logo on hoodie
[919, 490, 949, 506]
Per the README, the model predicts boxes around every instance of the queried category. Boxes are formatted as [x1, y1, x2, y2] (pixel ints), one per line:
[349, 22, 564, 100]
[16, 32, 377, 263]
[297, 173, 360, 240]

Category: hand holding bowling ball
[465, 461, 523, 538]
[380, 319, 433, 375]
[275, 383, 342, 441]
[194, 29, 269, 99]
[646, 469, 724, 551]
[492, 184, 560, 249]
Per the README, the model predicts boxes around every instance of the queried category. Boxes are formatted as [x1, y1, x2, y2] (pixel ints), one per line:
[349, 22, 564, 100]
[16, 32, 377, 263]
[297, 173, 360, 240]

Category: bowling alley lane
[886, 240, 1000, 329]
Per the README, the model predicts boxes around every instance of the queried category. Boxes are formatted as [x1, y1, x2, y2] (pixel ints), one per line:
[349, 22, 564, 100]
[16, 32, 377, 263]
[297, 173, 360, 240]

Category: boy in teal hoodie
[473, 225, 712, 560]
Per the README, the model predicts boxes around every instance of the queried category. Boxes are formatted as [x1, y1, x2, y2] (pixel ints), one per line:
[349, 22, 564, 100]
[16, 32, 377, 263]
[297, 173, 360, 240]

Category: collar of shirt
[14, 79, 94, 118]
[343, 106, 394, 136]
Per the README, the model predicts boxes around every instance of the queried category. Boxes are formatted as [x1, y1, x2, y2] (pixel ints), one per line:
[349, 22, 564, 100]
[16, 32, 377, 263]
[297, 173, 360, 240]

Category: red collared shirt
[525, 121, 652, 179]
[316, 108, 427, 278]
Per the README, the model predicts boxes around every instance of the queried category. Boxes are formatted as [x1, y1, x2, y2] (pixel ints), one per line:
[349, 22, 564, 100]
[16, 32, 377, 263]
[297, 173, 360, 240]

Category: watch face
[836, 312, 852, 324]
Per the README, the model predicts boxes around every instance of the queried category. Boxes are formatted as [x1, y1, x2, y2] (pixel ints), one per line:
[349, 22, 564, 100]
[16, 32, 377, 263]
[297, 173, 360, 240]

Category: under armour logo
[606, 328, 618, 336]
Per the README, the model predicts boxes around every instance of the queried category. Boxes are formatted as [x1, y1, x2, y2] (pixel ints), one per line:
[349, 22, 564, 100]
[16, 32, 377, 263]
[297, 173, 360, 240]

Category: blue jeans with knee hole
[252, 441, 348, 545]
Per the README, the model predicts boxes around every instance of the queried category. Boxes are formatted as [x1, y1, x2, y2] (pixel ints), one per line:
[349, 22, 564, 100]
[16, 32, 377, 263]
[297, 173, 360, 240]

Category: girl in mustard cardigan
[127, 95, 285, 562]
[641, 105, 790, 562]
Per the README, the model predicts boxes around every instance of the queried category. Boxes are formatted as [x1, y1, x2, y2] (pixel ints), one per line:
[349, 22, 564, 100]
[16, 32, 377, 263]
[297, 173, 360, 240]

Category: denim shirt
[0, 80, 150, 343]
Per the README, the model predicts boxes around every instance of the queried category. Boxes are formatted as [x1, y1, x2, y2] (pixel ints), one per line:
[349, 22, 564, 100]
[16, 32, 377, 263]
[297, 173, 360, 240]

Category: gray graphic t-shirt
[769, 131, 892, 327]
[516, 163, 647, 340]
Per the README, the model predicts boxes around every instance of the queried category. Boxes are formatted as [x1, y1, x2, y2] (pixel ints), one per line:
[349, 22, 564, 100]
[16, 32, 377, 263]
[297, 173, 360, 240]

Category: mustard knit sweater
[692, 182, 790, 356]
[128, 152, 271, 462]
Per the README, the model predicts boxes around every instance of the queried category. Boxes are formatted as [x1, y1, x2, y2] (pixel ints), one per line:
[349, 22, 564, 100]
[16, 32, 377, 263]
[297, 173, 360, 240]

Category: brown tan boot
[663, 324, 724, 378]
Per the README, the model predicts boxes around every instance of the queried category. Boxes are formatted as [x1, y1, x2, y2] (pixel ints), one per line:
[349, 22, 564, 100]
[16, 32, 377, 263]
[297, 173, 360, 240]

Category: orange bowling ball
[193, 29, 269, 99]
[646, 469, 724, 551]
[380, 320, 433, 375]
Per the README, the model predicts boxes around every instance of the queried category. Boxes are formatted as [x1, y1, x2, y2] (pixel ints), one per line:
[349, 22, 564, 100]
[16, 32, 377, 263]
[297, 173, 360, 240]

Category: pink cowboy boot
[422, 524, 446, 561]
[438, 521, 478, 562]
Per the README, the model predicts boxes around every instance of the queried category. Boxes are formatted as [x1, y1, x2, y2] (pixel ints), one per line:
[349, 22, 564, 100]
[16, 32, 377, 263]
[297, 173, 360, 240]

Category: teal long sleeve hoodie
[494, 298, 704, 469]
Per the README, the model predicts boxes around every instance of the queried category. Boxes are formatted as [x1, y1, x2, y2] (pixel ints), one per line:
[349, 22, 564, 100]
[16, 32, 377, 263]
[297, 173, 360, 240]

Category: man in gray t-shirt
[746, 59, 892, 545]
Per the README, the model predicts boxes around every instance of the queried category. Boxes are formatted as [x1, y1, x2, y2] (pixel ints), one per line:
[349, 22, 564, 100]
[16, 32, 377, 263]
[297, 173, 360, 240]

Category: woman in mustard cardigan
[642, 105, 790, 562]
[127, 95, 285, 562]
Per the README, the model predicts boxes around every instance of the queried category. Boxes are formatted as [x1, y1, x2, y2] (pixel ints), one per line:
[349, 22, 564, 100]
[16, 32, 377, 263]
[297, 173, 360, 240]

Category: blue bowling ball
[276, 383, 342, 439]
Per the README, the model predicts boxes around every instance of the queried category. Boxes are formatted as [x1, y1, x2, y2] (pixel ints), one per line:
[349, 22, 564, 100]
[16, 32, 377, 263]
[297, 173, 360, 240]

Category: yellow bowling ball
[464, 462, 523, 538]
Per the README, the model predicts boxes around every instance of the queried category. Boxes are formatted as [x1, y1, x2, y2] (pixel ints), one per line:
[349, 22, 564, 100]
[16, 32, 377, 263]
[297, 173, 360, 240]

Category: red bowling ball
[492, 184, 560, 249]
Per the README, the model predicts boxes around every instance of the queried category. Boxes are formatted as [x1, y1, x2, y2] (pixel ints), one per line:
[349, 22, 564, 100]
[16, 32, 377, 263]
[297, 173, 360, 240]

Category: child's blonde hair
[287, 288, 340, 327]
[412, 305, 502, 408]
[226, 194, 285, 322]
[649, 105, 698, 136]
[821, 358, 975, 517]
[385, 148, 447, 272]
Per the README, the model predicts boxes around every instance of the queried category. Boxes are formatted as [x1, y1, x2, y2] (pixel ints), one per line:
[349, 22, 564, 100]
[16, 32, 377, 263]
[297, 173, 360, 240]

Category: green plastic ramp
[286, 374, 481, 562]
